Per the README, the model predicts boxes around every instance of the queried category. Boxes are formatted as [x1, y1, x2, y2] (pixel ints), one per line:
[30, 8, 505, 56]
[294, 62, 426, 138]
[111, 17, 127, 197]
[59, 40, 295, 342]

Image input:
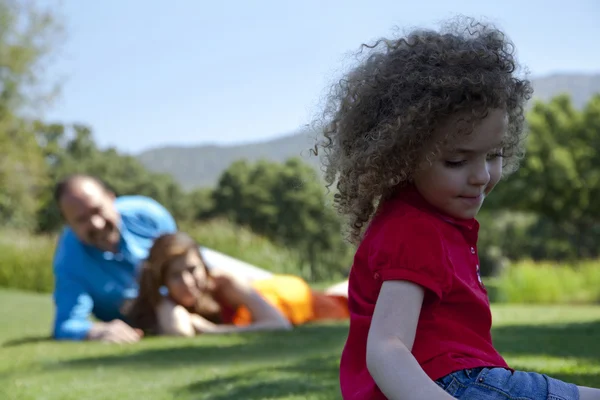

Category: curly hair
[316, 16, 533, 244]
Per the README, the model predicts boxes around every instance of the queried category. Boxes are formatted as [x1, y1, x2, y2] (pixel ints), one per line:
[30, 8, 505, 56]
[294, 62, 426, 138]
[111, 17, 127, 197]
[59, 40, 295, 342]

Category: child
[316, 16, 600, 400]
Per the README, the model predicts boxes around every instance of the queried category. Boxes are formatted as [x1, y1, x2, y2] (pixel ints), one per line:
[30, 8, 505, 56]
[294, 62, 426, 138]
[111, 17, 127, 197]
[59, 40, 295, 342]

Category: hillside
[529, 73, 600, 109]
[137, 73, 600, 190]
[137, 130, 322, 189]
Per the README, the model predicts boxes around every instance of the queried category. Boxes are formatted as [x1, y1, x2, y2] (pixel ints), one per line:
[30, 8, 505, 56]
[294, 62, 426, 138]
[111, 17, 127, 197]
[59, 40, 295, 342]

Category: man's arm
[52, 231, 142, 343]
[52, 231, 95, 340]
[52, 271, 94, 340]
[53, 265, 143, 343]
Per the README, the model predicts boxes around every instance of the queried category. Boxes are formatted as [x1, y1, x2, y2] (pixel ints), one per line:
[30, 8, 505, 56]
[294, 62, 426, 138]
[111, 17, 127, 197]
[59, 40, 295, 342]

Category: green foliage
[0, 0, 63, 229]
[476, 211, 583, 275]
[489, 259, 600, 304]
[184, 187, 215, 220]
[211, 158, 352, 281]
[0, 118, 49, 230]
[33, 122, 192, 232]
[181, 219, 308, 277]
[0, 0, 63, 113]
[488, 94, 600, 259]
[0, 230, 55, 292]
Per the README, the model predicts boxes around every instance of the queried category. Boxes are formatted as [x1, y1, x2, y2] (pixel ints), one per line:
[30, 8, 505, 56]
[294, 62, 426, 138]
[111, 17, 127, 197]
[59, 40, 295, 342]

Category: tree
[35, 122, 192, 232]
[0, 0, 63, 114]
[211, 160, 254, 225]
[488, 94, 600, 259]
[211, 158, 351, 281]
[0, 0, 63, 228]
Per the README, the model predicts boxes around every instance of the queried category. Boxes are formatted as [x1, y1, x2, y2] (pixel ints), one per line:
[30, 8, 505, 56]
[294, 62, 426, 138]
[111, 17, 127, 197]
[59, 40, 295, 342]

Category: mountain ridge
[137, 73, 600, 190]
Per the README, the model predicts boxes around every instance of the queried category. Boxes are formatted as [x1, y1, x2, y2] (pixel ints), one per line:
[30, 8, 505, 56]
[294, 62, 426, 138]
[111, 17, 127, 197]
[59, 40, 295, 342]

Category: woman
[125, 232, 349, 336]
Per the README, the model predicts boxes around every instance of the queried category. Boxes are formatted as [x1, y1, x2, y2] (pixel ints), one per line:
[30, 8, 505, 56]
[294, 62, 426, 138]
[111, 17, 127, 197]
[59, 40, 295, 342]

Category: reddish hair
[124, 232, 222, 334]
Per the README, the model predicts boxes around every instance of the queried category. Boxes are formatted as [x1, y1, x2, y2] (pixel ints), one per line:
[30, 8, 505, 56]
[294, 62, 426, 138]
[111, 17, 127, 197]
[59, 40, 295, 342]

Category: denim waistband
[436, 367, 486, 387]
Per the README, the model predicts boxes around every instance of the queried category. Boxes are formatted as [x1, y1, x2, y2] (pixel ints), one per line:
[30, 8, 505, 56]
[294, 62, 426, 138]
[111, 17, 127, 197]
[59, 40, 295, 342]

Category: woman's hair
[315, 16, 533, 243]
[124, 232, 222, 334]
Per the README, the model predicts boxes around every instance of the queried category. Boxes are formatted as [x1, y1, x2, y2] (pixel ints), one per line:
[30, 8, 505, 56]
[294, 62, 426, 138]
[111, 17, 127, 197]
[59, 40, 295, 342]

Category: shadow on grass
[492, 320, 600, 363]
[175, 353, 343, 400]
[2, 335, 52, 348]
[51, 324, 349, 369]
[37, 319, 600, 396]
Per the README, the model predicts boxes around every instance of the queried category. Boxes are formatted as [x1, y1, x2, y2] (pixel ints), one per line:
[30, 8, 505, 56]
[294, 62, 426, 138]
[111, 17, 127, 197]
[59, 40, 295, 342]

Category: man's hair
[53, 174, 114, 206]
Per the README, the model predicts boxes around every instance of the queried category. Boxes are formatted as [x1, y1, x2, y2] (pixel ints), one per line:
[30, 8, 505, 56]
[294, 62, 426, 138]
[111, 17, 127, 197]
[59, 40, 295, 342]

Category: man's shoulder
[116, 195, 173, 219]
[115, 195, 168, 214]
[116, 195, 176, 235]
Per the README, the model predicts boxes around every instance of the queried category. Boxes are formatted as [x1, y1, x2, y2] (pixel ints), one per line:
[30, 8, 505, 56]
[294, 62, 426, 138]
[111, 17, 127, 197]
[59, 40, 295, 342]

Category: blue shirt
[52, 195, 177, 340]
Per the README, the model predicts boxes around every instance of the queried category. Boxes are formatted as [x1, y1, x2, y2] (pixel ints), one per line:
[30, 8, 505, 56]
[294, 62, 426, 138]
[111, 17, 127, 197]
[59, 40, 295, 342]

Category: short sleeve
[123, 197, 178, 237]
[151, 201, 177, 234]
[368, 214, 452, 299]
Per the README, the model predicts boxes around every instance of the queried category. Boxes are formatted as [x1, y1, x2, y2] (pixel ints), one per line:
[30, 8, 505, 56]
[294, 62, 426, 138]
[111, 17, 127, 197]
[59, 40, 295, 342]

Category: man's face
[60, 180, 121, 252]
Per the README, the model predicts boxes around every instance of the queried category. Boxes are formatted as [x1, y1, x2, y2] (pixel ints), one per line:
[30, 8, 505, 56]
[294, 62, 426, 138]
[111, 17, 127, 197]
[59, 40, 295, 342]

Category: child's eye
[444, 160, 466, 168]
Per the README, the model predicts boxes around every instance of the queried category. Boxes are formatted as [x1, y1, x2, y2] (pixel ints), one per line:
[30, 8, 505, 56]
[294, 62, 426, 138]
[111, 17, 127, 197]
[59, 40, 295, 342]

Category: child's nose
[469, 164, 491, 186]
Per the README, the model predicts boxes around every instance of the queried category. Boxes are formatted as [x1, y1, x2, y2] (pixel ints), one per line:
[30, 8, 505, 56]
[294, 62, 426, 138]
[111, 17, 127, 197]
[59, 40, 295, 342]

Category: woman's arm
[156, 299, 195, 337]
[366, 280, 456, 400]
[210, 271, 292, 332]
[189, 313, 290, 334]
[156, 277, 292, 337]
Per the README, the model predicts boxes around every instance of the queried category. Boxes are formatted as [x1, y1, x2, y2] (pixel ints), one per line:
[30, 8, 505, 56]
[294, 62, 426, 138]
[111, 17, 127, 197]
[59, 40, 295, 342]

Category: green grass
[2, 289, 600, 399]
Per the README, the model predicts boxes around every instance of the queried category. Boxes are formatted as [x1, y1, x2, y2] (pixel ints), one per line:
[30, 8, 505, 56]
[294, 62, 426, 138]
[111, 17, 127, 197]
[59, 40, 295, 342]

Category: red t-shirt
[339, 186, 510, 400]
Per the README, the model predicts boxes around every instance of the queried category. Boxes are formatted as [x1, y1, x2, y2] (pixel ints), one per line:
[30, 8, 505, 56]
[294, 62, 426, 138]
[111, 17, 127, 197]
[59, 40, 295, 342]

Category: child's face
[413, 108, 507, 220]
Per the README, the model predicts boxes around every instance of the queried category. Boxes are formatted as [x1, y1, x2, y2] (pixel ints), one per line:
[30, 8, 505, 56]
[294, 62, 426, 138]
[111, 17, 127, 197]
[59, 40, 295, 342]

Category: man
[51, 174, 177, 343]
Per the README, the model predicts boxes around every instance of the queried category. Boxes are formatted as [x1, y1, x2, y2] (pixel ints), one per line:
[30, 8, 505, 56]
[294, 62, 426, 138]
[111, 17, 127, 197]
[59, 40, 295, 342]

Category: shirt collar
[391, 184, 479, 232]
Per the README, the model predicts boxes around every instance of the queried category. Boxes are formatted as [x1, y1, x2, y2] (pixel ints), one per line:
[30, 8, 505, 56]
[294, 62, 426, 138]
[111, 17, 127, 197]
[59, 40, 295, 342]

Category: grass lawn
[1, 289, 599, 399]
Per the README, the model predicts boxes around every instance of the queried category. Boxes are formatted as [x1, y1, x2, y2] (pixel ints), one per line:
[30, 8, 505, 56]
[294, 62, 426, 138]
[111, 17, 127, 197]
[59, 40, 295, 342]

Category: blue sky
[43, 0, 600, 154]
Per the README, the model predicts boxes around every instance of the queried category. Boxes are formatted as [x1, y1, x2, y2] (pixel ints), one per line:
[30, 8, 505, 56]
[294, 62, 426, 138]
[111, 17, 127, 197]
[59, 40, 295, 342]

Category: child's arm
[366, 280, 456, 400]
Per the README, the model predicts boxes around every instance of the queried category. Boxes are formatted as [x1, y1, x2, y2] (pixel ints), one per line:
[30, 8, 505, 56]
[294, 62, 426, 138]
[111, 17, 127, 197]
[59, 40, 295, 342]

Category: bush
[182, 218, 350, 282]
[491, 259, 600, 304]
[0, 230, 56, 293]
[477, 210, 600, 274]
[181, 219, 310, 277]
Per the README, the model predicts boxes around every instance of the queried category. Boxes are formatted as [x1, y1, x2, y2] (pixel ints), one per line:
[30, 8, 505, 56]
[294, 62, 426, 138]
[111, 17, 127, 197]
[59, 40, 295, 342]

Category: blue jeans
[435, 367, 579, 399]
